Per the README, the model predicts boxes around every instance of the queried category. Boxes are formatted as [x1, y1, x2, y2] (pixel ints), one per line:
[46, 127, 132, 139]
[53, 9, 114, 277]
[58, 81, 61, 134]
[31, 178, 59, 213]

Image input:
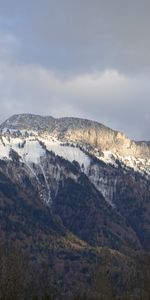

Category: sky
[0, 0, 150, 140]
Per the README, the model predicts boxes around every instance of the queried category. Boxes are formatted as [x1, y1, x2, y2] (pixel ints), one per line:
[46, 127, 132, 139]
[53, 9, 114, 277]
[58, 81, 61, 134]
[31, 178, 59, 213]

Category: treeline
[1, 244, 150, 299]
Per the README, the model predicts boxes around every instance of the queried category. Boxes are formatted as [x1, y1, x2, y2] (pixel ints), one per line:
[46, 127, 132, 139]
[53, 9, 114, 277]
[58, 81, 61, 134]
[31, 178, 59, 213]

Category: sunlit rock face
[61, 125, 150, 158]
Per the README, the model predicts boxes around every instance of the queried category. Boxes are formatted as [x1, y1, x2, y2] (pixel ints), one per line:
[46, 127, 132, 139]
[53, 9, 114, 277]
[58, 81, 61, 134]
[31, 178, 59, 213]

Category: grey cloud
[1, 0, 150, 73]
[0, 62, 149, 140]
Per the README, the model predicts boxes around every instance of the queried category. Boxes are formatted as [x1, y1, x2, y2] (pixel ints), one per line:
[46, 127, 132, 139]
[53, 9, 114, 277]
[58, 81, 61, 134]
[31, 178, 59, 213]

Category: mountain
[0, 113, 150, 247]
[0, 113, 150, 299]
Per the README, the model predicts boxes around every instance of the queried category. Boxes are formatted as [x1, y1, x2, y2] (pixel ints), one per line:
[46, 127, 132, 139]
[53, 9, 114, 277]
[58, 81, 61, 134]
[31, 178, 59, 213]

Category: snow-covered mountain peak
[1, 113, 149, 160]
[0, 114, 149, 207]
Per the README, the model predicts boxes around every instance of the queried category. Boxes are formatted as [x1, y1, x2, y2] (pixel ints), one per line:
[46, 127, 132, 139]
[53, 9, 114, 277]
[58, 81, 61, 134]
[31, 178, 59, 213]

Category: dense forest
[1, 243, 150, 300]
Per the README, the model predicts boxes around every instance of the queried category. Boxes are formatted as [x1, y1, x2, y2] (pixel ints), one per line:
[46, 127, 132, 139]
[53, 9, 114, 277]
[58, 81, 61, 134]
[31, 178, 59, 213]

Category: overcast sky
[0, 0, 150, 140]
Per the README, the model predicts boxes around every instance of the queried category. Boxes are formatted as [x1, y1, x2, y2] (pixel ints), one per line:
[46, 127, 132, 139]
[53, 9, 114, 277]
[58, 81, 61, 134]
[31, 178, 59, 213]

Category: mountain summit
[1, 113, 150, 158]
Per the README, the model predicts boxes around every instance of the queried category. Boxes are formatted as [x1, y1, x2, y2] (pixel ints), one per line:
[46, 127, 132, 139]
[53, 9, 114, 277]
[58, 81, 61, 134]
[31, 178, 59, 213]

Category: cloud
[0, 61, 149, 140]
[0, 32, 20, 61]
[0, 1, 149, 141]
[1, 0, 150, 73]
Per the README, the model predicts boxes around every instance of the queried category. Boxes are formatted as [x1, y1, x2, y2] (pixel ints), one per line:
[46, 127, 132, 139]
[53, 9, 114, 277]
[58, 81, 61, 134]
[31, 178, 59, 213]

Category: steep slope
[0, 114, 149, 250]
[0, 146, 141, 251]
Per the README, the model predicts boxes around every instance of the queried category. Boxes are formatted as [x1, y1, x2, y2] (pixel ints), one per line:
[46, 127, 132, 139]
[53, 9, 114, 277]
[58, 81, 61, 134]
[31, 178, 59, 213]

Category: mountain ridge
[1, 113, 150, 159]
[1, 113, 150, 142]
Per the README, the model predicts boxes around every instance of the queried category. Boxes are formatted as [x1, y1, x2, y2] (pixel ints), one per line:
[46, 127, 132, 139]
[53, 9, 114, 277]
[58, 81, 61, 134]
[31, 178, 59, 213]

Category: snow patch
[0, 136, 45, 164]
[40, 136, 91, 172]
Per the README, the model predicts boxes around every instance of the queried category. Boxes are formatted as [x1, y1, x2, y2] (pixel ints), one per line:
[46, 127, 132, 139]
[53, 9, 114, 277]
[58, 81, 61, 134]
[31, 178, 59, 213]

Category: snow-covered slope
[0, 137, 45, 164]
[2, 128, 149, 176]
[0, 130, 90, 169]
